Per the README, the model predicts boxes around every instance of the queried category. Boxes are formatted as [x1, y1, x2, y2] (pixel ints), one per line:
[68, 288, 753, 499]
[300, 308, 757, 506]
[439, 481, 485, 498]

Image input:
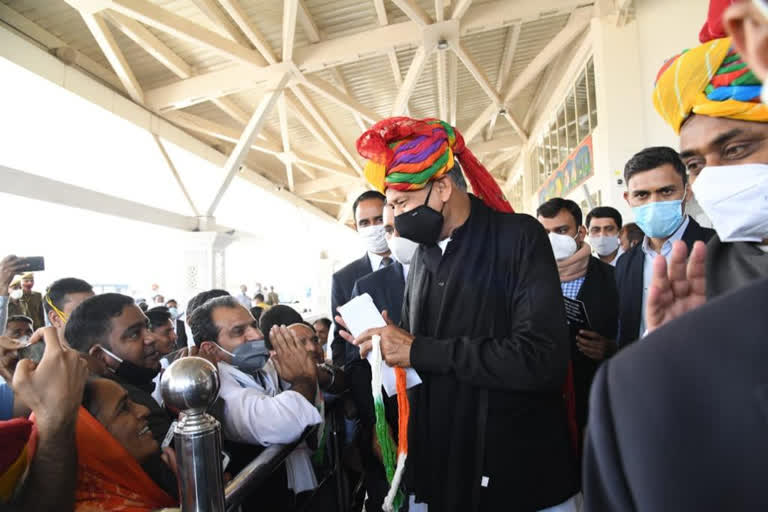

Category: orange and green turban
[653, 0, 768, 134]
[356, 117, 513, 213]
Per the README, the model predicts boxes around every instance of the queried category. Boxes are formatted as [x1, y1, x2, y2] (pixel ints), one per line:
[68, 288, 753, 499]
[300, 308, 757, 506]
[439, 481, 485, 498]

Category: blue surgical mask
[632, 193, 686, 238]
[220, 340, 269, 373]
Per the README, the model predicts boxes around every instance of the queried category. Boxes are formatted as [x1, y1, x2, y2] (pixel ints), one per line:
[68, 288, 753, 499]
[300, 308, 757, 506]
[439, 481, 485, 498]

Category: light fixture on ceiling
[498, 108, 507, 116]
[437, 39, 449, 50]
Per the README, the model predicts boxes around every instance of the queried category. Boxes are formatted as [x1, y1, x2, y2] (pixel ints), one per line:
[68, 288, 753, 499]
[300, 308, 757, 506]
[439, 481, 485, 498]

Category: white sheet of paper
[337, 293, 422, 397]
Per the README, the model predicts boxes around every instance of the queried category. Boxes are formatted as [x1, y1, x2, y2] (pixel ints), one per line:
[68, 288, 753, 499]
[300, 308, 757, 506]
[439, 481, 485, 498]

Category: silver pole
[161, 357, 225, 512]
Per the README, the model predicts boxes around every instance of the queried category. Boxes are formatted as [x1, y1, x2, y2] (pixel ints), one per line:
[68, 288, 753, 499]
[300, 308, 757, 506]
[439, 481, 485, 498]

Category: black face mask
[102, 346, 161, 392]
[394, 183, 445, 245]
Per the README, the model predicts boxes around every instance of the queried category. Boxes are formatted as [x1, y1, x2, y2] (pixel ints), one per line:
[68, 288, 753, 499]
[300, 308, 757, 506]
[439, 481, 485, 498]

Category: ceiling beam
[133, 0, 579, 108]
[487, 23, 520, 140]
[290, 85, 363, 175]
[103, 0, 268, 67]
[391, 0, 433, 27]
[0, 25, 344, 227]
[330, 68, 368, 133]
[104, 10, 193, 79]
[436, 49, 448, 120]
[297, 0, 321, 43]
[0, 164, 204, 232]
[207, 72, 290, 216]
[470, 135, 520, 154]
[295, 176, 347, 196]
[284, 91, 347, 164]
[217, 0, 278, 64]
[463, 6, 591, 143]
[277, 93, 293, 191]
[448, 51, 458, 125]
[451, 40, 527, 141]
[451, 0, 473, 19]
[79, 11, 144, 103]
[0, 3, 125, 91]
[189, 0, 250, 47]
[167, 110, 358, 178]
[435, 0, 445, 22]
[282, 0, 298, 62]
[301, 75, 382, 123]
[392, 45, 430, 116]
[152, 134, 200, 216]
[373, 0, 388, 25]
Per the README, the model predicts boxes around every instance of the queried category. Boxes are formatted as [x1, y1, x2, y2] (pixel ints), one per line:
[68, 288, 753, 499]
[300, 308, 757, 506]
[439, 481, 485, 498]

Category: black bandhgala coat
[402, 195, 578, 512]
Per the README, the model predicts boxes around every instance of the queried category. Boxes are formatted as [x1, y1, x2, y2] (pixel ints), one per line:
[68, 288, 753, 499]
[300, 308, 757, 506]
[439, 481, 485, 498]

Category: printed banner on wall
[537, 135, 594, 205]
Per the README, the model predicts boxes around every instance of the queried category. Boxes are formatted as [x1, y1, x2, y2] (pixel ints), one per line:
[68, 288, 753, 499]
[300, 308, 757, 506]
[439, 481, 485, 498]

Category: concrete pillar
[589, 14, 646, 221]
[182, 229, 236, 302]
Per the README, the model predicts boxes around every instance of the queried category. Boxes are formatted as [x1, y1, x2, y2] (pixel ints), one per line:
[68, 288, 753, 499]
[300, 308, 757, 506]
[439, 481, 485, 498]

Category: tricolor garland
[370, 335, 409, 512]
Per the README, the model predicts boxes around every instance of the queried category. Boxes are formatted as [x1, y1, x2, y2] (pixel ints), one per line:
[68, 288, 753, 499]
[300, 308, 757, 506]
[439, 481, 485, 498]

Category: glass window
[565, 90, 577, 154]
[575, 71, 589, 142]
[587, 58, 598, 131]
[529, 56, 598, 190]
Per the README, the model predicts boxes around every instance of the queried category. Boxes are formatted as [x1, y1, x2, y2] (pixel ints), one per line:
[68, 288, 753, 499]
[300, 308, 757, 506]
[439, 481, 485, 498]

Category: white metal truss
[5, 0, 592, 226]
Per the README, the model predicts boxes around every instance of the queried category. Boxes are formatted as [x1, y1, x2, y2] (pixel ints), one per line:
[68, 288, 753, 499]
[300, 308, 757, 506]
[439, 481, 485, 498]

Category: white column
[182, 230, 236, 301]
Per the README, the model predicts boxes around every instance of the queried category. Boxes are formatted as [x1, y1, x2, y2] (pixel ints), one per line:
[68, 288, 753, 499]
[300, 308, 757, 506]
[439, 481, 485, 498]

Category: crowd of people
[1, 0, 768, 510]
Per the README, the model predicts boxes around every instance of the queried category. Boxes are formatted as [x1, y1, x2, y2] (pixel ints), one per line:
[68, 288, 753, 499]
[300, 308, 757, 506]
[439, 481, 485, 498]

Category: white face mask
[359, 224, 389, 254]
[387, 235, 419, 265]
[548, 232, 578, 261]
[9, 289, 22, 300]
[691, 164, 768, 242]
[589, 234, 620, 256]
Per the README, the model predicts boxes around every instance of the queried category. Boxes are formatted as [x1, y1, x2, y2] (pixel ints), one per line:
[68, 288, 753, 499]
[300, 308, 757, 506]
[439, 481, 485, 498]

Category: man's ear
[47, 310, 62, 329]
[724, 2, 768, 82]
[198, 341, 222, 361]
[89, 345, 113, 368]
[623, 190, 630, 205]
[577, 225, 587, 242]
[436, 176, 453, 203]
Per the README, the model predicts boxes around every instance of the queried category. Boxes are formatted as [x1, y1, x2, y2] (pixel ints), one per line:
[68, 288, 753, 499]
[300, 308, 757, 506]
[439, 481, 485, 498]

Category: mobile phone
[17, 257, 45, 272]
[18, 342, 45, 363]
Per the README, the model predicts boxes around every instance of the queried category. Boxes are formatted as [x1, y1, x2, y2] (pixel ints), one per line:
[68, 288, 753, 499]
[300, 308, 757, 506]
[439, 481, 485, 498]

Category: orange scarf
[74, 407, 177, 512]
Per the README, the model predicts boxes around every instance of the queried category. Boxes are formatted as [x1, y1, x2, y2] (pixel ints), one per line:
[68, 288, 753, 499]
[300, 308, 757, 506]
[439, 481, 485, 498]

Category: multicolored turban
[653, 0, 768, 134]
[356, 117, 514, 213]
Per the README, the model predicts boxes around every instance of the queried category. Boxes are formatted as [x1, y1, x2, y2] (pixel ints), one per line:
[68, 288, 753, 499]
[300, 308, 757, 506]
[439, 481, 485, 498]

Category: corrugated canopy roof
[1, 0, 593, 221]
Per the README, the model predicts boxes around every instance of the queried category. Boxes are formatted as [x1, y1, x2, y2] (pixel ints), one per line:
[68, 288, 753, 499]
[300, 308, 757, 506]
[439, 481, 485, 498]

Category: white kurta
[217, 360, 323, 493]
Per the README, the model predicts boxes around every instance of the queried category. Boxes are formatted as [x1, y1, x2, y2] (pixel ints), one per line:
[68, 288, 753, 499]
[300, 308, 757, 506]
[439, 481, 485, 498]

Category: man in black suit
[615, 147, 714, 348]
[347, 202, 419, 512]
[583, 276, 768, 511]
[537, 198, 619, 447]
[330, 190, 392, 367]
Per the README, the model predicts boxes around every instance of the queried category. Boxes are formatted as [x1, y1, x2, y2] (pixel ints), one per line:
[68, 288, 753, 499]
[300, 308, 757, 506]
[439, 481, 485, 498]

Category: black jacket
[404, 195, 577, 511]
[584, 276, 768, 511]
[615, 217, 714, 347]
[330, 254, 373, 366]
[569, 256, 619, 434]
[351, 261, 406, 326]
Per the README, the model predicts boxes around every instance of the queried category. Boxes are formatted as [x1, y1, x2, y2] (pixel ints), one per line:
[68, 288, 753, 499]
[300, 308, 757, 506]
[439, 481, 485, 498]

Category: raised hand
[645, 240, 708, 334]
[269, 325, 317, 401]
[11, 327, 88, 428]
[0, 255, 26, 295]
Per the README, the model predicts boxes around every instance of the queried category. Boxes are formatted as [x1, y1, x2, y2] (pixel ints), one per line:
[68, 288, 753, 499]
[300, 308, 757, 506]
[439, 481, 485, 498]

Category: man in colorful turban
[339, 117, 579, 511]
[583, 2, 768, 509]
[644, 0, 768, 327]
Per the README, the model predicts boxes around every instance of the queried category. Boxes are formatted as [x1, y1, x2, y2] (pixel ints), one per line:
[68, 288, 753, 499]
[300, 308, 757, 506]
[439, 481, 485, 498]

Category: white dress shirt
[609, 247, 625, 267]
[218, 360, 322, 493]
[368, 251, 388, 271]
[639, 216, 690, 337]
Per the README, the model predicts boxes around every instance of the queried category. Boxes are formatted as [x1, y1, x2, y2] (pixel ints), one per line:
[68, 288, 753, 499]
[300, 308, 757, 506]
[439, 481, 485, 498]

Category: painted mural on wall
[537, 135, 594, 205]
